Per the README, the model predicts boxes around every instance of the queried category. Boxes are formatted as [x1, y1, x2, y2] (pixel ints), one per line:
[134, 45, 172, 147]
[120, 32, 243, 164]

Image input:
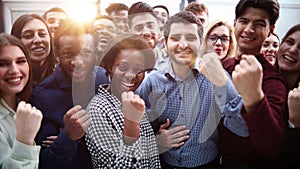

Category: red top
[220, 54, 288, 164]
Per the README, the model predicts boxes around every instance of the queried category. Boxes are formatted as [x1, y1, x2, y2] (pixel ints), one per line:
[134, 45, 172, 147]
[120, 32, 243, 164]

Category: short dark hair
[105, 3, 128, 15]
[153, 5, 169, 15]
[127, 2, 157, 28]
[43, 7, 67, 20]
[235, 0, 279, 26]
[0, 33, 33, 101]
[184, 2, 209, 16]
[54, 19, 93, 51]
[163, 11, 203, 42]
[101, 33, 155, 76]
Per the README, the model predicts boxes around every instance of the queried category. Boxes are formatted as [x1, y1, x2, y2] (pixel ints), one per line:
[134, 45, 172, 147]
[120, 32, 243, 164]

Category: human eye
[0, 61, 9, 67]
[38, 31, 49, 37]
[17, 58, 27, 64]
[80, 49, 93, 58]
[62, 52, 74, 60]
[21, 32, 34, 39]
[117, 64, 127, 72]
[147, 23, 155, 29]
[170, 35, 180, 41]
[47, 18, 55, 24]
[208, 35, 217, 42]
[285, 38, 294, 46]
[134, 25, 144, 32]
[262, 42, 269, 47]
[186, 34, 197, 42]
[220, 36, 230, 42]
[238, 18, 248, 25]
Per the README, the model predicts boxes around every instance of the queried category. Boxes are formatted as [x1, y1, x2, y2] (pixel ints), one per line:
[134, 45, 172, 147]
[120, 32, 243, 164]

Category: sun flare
[66, 0, 97, 22]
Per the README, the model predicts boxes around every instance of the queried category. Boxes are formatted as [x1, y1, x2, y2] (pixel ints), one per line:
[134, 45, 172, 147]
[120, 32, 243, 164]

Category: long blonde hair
[199, 19, 236, 61]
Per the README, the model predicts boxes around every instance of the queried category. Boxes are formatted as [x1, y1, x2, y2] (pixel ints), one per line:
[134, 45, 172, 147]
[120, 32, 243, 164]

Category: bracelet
[288, 120, 295, 128]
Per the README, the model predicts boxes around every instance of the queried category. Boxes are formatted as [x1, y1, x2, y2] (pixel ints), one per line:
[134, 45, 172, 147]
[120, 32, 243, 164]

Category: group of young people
[0, 0, 299, 169]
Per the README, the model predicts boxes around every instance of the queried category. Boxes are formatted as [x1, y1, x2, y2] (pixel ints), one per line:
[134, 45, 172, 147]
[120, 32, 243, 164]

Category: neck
[235, 48, 260, 60]
[1, 94, 17, 111]
[171, 62, 193, 79]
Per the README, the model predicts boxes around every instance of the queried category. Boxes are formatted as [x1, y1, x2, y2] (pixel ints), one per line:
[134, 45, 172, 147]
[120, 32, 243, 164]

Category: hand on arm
[42, 136, 57, 147]
[199, 52, 228, 87]
[232, 54, 264, 113]
[14, 101, 43, 145]
[64, 105, 90, 141]
[122, 91, 145, 144]
[288, 85, 300, 128]
[155, 118, 189, 150]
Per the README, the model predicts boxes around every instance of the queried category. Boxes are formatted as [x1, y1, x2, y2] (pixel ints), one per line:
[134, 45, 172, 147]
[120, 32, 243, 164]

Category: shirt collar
[164, 62, 200, 81]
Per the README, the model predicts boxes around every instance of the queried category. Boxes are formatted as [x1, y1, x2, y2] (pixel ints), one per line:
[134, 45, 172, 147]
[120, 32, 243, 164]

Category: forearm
[215, 78, 249, 137]
[124, 118, 140, 145]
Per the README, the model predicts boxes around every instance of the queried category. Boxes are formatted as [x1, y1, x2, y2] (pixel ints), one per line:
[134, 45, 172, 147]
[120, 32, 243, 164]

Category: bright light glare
[67, 0, 97, 22]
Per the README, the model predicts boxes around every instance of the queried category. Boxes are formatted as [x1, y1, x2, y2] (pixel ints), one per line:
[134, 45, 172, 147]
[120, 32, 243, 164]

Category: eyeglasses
[207, 35, 230, 44]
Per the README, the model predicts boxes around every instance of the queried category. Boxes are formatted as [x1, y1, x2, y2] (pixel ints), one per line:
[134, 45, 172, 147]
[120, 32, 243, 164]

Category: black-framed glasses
[208, 35, 230, 44]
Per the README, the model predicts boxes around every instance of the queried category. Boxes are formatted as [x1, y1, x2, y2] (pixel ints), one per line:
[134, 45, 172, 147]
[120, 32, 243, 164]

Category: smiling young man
[30, 19, 109, 169]
[128, 2, 169, 71]
[220, 0, 288, 168]
[137, 11, 248, 168]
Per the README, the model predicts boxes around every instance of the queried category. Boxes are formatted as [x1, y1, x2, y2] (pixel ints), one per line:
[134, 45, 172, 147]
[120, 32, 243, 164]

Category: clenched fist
[14, 101, 43, 145]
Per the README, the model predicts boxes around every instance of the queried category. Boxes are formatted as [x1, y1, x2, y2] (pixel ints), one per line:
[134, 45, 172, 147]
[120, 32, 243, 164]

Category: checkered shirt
[85, 85, 161, 169]
[137, 64, 248, 168]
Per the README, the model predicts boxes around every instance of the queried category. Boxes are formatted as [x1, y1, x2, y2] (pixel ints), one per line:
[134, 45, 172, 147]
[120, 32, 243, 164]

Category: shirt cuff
[11, 139, 41, 161]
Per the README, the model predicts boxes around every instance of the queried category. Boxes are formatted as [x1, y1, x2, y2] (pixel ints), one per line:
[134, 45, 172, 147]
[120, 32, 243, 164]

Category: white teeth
[284, 55, 296, 63]
[242, 36, 254, 41]
[7, 77, 21, 83]
[177, 51, 191, 54]
[32, 47, 44, 52]
[122, 82, 134, 87]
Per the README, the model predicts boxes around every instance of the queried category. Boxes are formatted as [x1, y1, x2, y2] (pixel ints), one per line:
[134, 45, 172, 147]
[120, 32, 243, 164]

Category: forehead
[0, 45, 24, 58]
[22, 19, 48, 32]
[287, 31, 300, 42]
[169, 22, 199, 35]
[154, 8, 168, 15]
[131, 13, 157, 25]
[238, 7, 270, 24]
[59, 34, 94, 48]
[46, 11, 67, 20]
[93, 18, 115, 27]
[210, 25, 230, 35]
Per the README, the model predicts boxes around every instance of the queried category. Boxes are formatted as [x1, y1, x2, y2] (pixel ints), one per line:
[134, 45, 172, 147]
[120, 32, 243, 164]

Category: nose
[179, 38, 188, 49]
[141, 25, 151, 35]
[8, 62, 18, 74]
[33, 33, 42, 43]
[289, 44, 299, 54]
[244, 23, 255, 33]
[215, 38, 222, 45]
[71, 55, 84, 65]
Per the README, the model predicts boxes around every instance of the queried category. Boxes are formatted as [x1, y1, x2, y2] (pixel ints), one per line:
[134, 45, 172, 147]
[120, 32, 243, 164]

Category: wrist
[124, 118, 140, 138]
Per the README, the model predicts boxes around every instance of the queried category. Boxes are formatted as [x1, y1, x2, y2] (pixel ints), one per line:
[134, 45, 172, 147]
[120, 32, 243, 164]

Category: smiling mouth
[241, 35, 255, 41]
[6, 77, 22, 84]
[122, 82, 135, 88]
[283, 54, 296, 63]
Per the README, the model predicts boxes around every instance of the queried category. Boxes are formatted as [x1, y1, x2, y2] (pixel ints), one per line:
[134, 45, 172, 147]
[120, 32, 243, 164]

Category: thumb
[159, 118, 170, 130]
